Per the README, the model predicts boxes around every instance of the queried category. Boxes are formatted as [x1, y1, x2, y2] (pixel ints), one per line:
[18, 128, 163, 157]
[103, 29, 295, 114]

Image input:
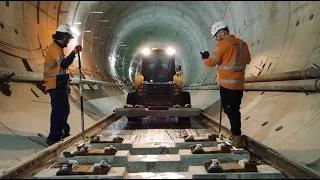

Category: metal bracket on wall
[88, 85, 95, 92]
[0, 72, 15, 96]
[59, 11, 68, 14]
[37, 34, 46, 57]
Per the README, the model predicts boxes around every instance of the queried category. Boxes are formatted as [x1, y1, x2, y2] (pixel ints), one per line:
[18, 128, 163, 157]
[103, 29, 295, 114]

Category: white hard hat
[211, 20, 228, 37]
[56, 24, 74, 38]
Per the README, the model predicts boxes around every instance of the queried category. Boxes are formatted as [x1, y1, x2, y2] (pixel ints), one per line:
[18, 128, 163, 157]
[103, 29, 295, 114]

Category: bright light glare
[166, 47, 176, 55]
[70, 37, 78, 46]
[70, 27, 80, 37]
[139, 155, 159, 162]
[141, 48, 150, 55]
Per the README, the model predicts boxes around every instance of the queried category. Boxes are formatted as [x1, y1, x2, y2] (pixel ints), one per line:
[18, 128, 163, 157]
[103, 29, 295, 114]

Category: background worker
[43, 24, 82, 146]
[200, 20, 251, 148]
[173, 65, 183, 96]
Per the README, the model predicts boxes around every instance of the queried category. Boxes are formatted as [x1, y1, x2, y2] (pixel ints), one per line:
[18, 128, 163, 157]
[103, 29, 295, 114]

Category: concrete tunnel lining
[0, 1, 320, 174]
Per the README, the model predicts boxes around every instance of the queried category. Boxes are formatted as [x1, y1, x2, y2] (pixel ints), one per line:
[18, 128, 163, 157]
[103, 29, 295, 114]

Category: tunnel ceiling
[73, 1, 228, 85]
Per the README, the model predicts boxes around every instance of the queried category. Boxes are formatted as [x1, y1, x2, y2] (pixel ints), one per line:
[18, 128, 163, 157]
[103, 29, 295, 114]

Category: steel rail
[1, 112, 319, 179]
[200, 112, 320, 179]
[0, 114, 118, 179]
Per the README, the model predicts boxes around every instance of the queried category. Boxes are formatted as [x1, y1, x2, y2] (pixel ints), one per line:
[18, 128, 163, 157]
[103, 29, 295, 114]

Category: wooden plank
[221, 162, 242, 171]
[87, 148, 116, 155]
[70, 165, 110, 175]
[202, 147, 220, 152]
[87, 149, 105, 154]
[202, 147, 231, 154]
[71, 165, 93, 174]
[190, 146, 231, 154]
[184, 135, 218, 142]
[56, 164, 111, 175]
[221, 162, 258, 172]
[193, 137, 210, 141]
[91, 137, 123, 143]
[204, 162, 258, 173]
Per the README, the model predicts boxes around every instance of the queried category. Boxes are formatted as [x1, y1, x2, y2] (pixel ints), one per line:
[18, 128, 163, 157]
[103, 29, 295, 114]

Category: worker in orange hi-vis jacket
[43, 24, 82, 146]
[200, 20, 251, 148]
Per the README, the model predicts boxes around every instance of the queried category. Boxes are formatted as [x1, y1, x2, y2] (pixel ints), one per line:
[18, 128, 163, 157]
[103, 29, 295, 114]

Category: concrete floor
[0, 1, 320, 175]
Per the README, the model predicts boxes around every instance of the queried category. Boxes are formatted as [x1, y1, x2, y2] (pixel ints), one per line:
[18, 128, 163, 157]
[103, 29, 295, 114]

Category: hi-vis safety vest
[173, 72, 183, 96]
[134, 73, 144, 96]
[203, 35, 251, 90]
[43, 42, 69, 92]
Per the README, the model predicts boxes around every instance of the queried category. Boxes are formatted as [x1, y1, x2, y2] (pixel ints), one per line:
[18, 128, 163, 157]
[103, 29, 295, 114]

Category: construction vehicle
[115, 47, 200, 124]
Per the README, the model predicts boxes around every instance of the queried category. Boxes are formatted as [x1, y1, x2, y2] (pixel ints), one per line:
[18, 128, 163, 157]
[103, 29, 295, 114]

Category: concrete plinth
[179, 149, 250, 163]
[126, 154, 185, 172]
[32, 167, 126, 179]
[174, 139, 221, 149]
[189, 165, 282, 179]
[130, 142, 177, 154]
[89, 139, 133, 150]
[124, 172, 192, 179]
[57, 150, 130, 165]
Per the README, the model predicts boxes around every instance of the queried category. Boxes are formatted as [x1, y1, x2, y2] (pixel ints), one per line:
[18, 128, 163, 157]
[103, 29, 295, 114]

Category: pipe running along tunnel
[0, 1, 319, 174]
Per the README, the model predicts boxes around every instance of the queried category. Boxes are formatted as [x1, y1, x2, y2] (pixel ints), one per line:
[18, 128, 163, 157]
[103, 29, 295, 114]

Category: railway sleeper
[34, 137, 281, 179]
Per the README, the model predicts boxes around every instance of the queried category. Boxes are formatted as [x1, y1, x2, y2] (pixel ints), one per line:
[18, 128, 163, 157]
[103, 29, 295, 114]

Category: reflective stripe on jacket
[203, 35, 251, 90]
[43, 42, 69, 92]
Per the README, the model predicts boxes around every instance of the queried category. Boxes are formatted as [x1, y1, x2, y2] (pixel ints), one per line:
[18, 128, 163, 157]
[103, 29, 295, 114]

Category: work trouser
[219, 85, 243, 136]
[47, 88, 70, 142]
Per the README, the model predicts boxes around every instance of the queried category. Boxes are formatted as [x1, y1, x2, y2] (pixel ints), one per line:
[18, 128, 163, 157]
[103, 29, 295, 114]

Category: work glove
[200, 51, 210, 59]
[73, 45, 82, 54]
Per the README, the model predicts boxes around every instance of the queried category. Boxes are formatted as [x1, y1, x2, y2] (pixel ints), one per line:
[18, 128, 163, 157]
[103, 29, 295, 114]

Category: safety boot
[231, 135, 243, 148]
[62, 132, 70, 139]
[46, 138, 58, 146]
[62, 129, 70, 139]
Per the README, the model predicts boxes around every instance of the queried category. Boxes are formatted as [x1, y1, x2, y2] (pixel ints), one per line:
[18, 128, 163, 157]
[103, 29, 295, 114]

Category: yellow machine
[115, 47, 200, 124]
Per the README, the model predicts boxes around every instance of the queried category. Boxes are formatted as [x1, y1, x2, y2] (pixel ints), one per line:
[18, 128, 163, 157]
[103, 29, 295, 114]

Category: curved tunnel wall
[0, 1, 319, 173]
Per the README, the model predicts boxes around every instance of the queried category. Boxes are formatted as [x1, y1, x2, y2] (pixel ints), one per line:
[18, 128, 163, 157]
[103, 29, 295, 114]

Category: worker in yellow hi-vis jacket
[43, 24, 82, 146]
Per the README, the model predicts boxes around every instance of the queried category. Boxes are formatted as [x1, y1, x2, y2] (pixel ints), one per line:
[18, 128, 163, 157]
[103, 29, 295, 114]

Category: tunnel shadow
[0, 133, 48, 151]
[275, 148, 320, 165]
[202, 99, 221, 117]
[124, 121, 192, 130]
[71, 86, 124, 100]
[112, 116, 211, 130]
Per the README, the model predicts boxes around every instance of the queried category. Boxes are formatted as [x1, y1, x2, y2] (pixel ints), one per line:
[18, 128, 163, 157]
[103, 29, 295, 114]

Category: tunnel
[0, 1, 319, 175]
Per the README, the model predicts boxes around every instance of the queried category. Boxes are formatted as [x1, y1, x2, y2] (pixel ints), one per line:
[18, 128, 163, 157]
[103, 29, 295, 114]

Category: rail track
[0, 113, 319, 179]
